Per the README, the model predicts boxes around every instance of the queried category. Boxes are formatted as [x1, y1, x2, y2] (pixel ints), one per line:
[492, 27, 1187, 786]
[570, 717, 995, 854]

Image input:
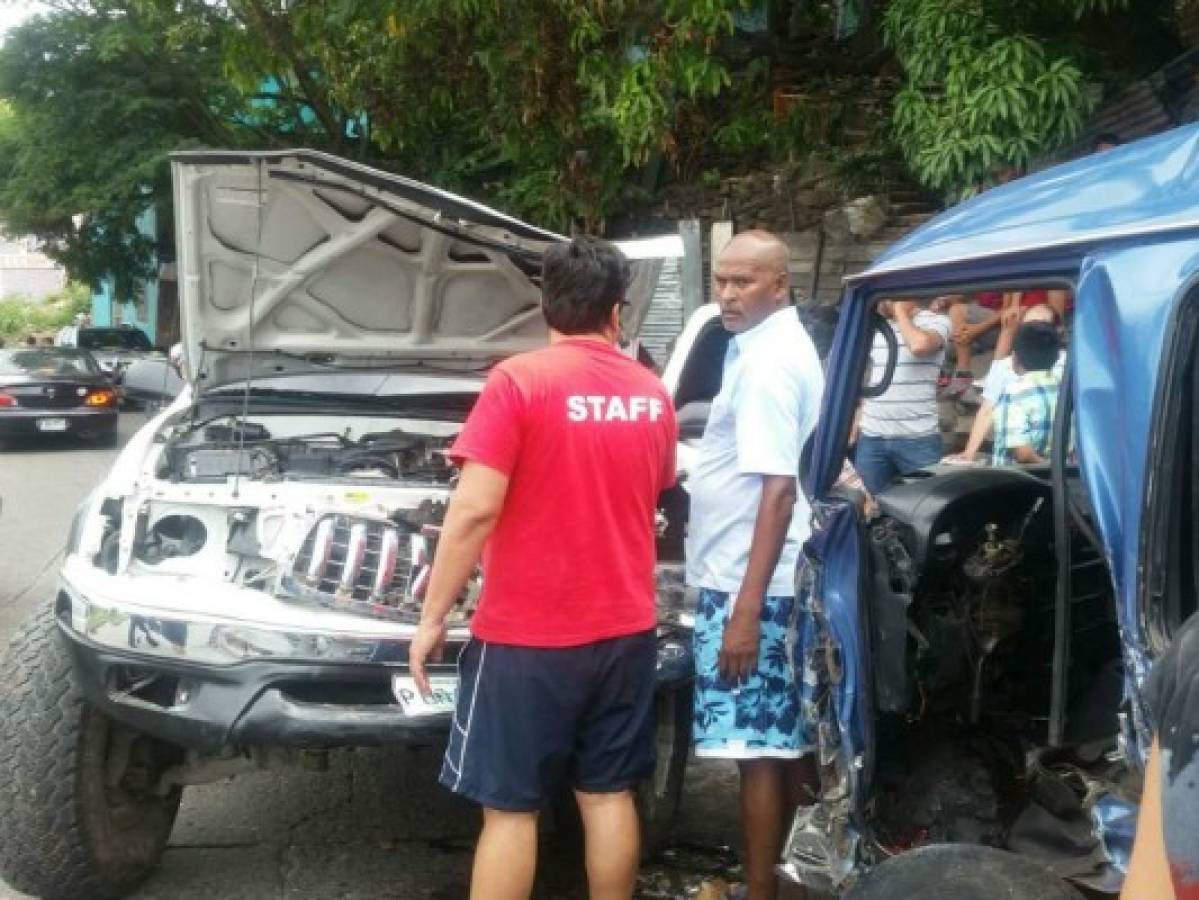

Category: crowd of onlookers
[872, 291, 1066, 490]
[829, 131, 1132, 502]
[821, 132, 1124, 500]
[798, 288, 1071, 504]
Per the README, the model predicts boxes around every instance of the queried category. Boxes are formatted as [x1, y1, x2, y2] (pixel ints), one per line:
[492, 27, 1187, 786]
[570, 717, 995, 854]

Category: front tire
[636, 682, 691, 856]
[844, 844, 1085, 900]
[0, 604, 182, 900]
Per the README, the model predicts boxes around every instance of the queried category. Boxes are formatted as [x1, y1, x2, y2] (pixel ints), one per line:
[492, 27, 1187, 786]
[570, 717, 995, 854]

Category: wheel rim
[82, 706, 181, 867]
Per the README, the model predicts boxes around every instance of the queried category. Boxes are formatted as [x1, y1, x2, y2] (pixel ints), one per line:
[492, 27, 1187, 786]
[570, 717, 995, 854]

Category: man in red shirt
[409, 236, 677, 900]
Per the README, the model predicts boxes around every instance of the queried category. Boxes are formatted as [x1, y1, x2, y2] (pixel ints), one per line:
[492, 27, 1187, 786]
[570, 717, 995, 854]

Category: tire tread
[0, 604, 166, 900]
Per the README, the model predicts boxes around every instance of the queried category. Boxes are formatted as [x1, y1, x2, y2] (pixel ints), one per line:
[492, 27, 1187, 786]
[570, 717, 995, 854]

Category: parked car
[0, 347, 119, 444]
[72, 325, 157, 385]
[762, 126, 1199, 896]
[0, 150, 698, 900]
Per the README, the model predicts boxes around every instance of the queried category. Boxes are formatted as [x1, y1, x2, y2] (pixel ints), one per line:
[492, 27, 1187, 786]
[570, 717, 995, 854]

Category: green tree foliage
[0, 0, 1182, 289]
[0, 1, 253, 298]
[883, 0, 1174, 196]
[0, 0, 749, 284]
[214, 0, 746, 230]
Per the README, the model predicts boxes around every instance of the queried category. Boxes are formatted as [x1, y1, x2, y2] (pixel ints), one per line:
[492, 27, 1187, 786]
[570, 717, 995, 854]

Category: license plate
[36, 418, 68, 432]
[391, 674, 457, 717]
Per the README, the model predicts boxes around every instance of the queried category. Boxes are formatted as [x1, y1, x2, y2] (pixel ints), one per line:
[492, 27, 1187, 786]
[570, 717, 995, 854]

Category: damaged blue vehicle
[778, 125, 1199, 896]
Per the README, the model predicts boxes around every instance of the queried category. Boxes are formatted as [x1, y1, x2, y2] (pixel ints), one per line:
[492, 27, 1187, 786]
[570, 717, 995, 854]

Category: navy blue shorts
[439, 630, 657, 812]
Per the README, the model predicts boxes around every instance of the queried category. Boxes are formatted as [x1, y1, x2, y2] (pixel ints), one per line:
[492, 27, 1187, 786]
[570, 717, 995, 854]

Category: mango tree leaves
[883, 0, 1135, 196]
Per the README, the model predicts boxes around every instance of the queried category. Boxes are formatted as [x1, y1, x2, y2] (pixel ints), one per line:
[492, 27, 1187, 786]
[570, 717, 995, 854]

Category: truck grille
[287, 514, 425, 622]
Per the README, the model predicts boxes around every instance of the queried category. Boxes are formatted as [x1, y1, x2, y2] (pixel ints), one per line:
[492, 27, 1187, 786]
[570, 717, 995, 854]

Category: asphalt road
[0, 412, 742, 900]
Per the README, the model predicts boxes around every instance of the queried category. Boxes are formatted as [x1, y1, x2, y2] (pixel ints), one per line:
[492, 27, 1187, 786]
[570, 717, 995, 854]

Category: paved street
[0, 413, 741, 900]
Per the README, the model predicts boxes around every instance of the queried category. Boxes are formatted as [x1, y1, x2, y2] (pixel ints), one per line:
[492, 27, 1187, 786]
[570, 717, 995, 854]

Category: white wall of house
[0, 234, 68, 300]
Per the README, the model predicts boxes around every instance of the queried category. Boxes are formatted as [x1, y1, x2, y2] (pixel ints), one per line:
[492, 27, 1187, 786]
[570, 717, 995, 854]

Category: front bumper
[0, 407, 117, 437]
[57, 568, 694, 753]
[59, 614, 464, 752]
[57, 571, 471, 752]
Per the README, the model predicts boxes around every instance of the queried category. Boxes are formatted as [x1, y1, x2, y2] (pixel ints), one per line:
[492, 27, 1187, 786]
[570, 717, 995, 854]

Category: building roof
[851, 123, 1199, 283]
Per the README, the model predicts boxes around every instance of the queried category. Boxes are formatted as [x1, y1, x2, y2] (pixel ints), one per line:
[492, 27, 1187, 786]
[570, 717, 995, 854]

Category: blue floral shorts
[692, 588, 816, 759]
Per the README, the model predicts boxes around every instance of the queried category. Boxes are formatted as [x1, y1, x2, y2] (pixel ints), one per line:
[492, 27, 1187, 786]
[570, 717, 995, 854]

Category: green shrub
[0, 282, 92, 342]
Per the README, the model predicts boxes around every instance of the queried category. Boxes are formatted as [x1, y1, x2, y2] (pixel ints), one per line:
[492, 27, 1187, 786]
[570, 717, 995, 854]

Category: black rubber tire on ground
[635, 682, 692, 856]
[0, 604, 183, 900]
[552, 682, 692, 859]
[843, 845, 1085, 900]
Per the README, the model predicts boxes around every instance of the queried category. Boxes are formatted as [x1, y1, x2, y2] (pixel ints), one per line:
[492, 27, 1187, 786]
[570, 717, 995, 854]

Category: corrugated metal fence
[1075, 47, 1199, 150]
[639, 257, 683, 367]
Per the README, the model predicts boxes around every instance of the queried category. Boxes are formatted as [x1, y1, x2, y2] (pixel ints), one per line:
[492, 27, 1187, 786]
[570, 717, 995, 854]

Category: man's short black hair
[1013, 321, 1060, 372]
[1092, 132, 1121, 151]
[541, 236, 631, 335]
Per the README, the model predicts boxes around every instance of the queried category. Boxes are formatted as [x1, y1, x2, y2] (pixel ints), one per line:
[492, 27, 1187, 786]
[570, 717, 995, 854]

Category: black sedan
[0, 348, 119, 443]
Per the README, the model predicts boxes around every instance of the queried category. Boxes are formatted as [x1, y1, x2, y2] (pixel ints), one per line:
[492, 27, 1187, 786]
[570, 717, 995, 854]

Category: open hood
[171, 150, 682, 387]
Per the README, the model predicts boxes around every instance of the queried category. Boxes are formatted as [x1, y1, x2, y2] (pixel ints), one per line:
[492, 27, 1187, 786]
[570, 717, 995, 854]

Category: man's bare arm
[949, 400, 995, 461]
[1122, 740, 1176, 899]
[893, 302, 946, 358]
[720, 475, 797, 681]
[1011, 444, 1045, 465]
[410, 462, 509, 695]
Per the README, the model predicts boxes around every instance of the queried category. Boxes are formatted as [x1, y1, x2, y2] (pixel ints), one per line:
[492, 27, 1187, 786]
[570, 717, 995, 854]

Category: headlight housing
[64, 491, 97, 557]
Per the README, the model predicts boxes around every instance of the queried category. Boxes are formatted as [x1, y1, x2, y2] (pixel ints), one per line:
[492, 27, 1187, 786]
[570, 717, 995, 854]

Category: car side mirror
[860, 312, 899, 399]
[676, 401, 711, 440]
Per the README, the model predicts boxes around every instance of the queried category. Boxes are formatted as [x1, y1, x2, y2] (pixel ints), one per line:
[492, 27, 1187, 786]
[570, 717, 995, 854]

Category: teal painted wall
[90, 207, 157, 342]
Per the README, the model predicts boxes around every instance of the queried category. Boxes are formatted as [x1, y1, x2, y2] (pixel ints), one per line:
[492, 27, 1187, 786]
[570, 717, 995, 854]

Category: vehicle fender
[803, 499, 874, 801]
[654, 630, 694, 688]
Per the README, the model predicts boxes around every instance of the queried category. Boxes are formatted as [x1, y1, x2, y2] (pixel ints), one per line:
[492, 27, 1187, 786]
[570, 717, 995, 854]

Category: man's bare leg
[738, 755, 820, 900]
[739, 759, 787, 900]
[470, 807, 538, 900]
[779, 754, 819, 900]
[575, 789, 640, 900]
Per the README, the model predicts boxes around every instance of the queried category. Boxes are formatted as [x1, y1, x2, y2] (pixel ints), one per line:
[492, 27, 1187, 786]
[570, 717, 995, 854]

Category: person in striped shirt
[991, 322, 1063, 466]
[854, 299, 951, 495]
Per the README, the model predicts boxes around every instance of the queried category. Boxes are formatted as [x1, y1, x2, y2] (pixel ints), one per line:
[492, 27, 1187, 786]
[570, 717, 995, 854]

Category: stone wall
[653, 164, 844, 235]
[645, 152, 939, 311]
[636, 204, 935, 368]
[782, 220, 915, 306]
[705, 196, 936, 307]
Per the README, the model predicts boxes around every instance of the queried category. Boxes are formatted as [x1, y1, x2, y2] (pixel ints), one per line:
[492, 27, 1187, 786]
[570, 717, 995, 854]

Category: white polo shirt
[685, 307, 825, 597]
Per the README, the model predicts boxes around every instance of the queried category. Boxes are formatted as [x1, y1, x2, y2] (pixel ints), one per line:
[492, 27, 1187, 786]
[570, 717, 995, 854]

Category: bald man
[687, 230, 824, 900]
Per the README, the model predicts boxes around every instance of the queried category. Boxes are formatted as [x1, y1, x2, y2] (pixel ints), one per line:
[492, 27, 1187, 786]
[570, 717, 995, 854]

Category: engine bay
[158, 419, 457, 485]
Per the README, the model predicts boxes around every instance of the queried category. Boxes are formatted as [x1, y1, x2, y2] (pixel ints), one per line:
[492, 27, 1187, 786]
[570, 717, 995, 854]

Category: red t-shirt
[450, 339, 678, 647]
[975, 289, 1072, 309]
